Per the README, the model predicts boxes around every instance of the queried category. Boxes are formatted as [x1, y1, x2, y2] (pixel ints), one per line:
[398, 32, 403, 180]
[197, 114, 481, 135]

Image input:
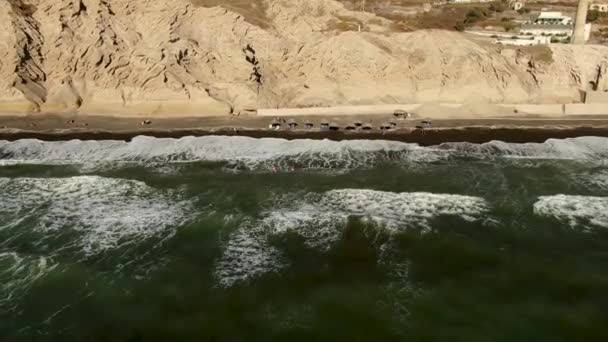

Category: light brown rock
[0, 0, 607, 117]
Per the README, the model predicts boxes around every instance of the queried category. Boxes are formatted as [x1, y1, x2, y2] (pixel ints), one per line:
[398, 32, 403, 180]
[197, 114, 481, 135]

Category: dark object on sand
[304, 121, 314, 129]
[269, 119, 281, 130]
[329, 123, 340, 131]
[393, 109, 413, 119]
[320, 120, 330, 130]
[353, 121, 363, 127]
[380, 123, 393, 131]
[345, 125, 356, 131]
[389, 121, 397, 127]
[421, 120, 432, 129]
[66, 119, 75, 125]
[415, 124, 428, 135]
[361, 123, 373, 131]
[81, 123, 88, 127]
[141, 120, 152, 126]
[287, 119, 298, 129]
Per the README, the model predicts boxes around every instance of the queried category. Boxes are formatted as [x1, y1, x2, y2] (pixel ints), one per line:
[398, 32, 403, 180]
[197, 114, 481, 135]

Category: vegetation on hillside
[191, 0, 269, 28]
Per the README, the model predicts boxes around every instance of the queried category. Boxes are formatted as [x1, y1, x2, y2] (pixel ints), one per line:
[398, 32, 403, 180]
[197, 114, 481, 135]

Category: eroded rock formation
[0, 0, 607, 116]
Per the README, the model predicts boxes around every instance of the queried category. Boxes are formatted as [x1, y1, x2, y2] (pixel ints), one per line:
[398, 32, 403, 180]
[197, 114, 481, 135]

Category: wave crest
[2, 136, 606, 171]
[533, 195, 608, 230]
[215, 189, 488, 287]
[0, 176, 193, 256]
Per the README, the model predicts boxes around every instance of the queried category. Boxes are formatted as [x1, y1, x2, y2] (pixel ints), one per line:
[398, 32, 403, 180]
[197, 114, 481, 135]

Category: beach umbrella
[320, 120, 330, 130]
[269, 119, 281, 129]
[393, 109, 408, 118]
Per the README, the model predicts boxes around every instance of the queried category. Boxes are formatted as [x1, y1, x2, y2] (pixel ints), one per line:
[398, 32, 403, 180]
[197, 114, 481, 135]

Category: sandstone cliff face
[1, 0, 607, 116]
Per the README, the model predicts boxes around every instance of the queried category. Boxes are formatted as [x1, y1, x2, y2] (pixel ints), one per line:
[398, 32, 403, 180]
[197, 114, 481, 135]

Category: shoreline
[2, 114, 608, 145]
[3, 127, 608, 146]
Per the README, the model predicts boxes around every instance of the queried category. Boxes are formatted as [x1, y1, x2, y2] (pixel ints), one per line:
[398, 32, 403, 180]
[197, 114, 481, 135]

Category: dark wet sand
[2, 114, 608, 145]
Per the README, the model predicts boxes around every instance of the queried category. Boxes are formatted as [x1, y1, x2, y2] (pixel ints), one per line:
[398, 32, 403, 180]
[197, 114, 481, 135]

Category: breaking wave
[438, 136, 608, 160]
[0, 136, 439, 171]
[0, 136, 606, 171]
[215, 189, 488, 287]
[0, 176, 193, 256]
[533, 195, 608, 231]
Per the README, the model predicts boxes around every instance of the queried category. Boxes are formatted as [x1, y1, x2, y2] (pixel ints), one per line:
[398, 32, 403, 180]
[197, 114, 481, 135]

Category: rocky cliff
[1, 0, 607, 116]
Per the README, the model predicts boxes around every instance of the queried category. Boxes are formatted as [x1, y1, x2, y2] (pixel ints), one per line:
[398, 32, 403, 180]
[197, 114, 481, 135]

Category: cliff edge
[1, 0, 607, 116]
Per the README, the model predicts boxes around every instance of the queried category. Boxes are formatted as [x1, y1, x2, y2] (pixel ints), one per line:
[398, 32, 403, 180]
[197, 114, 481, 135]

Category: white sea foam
[215, 189, 488, 287]
[1, 136, 607, 171]
[0, 252, 57, 311]
[214, 220, 286, 287]
[439, 136, 608, 160]
[0, 136, 438, 170]
[533, 195, 608, 230]
[2, 136, 606, 171]
[0, 176, 193, 256]
[580, 170, 608, 191]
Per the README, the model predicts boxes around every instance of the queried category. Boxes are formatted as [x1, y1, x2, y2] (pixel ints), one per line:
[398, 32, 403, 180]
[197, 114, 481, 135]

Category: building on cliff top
[532, 11, 572, 25]
[520, 11, 591, 42]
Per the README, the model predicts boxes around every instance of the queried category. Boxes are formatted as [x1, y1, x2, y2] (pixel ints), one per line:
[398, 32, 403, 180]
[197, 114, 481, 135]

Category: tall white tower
[572, 0, 591, 44]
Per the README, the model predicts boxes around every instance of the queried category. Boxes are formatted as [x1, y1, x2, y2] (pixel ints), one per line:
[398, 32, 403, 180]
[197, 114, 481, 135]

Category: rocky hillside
[1, 0, 607, 116]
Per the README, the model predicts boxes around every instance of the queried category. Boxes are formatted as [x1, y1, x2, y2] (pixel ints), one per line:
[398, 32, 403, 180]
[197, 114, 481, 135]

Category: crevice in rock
[75, 0, 87, 17]
[243, 44, 263, 88]
[8, 0, 48, 111]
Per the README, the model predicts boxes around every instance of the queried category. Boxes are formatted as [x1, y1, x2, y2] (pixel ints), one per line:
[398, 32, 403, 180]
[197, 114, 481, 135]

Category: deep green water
[1, 136, 608, 341]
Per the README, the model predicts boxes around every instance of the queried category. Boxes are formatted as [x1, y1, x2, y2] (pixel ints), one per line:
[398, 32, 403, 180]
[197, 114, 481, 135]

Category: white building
[519, 11, 591, 41]
[590, 2, 608, 12]
[532, 11, 572, 25]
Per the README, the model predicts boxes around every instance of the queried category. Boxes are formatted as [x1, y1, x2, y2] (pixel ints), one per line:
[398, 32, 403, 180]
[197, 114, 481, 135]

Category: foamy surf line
[215, 189, 489, 287]
[533, 195, 608, 230]
[0, 176, 194, 256]
[0, 136, 606, 170]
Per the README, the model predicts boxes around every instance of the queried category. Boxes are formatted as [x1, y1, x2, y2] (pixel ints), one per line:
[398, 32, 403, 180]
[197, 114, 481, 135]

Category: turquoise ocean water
[1, 136, 607, 340]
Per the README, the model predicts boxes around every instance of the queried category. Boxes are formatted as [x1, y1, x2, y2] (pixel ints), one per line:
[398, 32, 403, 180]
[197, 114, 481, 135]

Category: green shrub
[503, 22, 517, 32]
[464, 8, 487, 24]
[517, 8, 531, 15]
[587, 10, 599, 23]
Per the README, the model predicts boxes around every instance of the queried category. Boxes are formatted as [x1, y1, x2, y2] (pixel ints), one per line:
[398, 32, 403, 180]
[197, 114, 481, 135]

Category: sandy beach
[2, 113, 608, 145]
